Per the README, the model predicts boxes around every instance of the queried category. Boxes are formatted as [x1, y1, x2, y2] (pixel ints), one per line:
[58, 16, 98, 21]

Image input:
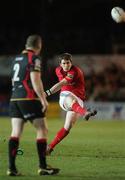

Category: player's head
[25, 34, 42, 55]
[59, 53, 72, 72]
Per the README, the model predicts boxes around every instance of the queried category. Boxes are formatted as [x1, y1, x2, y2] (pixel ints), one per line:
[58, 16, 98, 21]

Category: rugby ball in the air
[111, 7, 124, 23]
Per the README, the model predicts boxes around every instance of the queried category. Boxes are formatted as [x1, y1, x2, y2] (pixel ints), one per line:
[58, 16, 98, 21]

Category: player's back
[11, 54, 28, 85]
[10, 50, 38, 100]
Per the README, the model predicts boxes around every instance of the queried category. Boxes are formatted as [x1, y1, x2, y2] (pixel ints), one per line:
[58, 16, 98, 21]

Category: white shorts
[59, 91, 84, 111]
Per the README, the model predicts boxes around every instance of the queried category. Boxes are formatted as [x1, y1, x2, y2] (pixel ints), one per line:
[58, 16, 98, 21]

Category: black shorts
[9, 100, 45, 121]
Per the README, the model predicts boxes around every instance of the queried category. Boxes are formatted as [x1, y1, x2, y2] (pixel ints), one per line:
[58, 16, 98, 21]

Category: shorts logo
[24, 113, 35, 118]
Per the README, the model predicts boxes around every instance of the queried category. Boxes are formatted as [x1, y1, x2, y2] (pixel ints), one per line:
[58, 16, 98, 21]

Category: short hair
[25, 34, 42, 49]
[58, 53, 72, 63]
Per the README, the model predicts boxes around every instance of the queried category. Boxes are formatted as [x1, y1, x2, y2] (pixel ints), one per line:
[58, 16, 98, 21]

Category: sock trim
[10, 137, 19, 141]
[37, 138, 47, 143]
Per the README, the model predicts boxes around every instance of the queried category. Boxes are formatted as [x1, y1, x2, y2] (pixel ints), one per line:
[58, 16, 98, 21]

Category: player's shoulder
[20, 50, 41, 63]
[12, 53, 24, 64]
[72, 65, 80, 70]
[70, 65, 79, 72]
[55, 66, 62, 73]
[73, 65, 82, 72]
[70, 65, 83, 76]
[31, 55, 41, 65]
[33, 55, 41, 60]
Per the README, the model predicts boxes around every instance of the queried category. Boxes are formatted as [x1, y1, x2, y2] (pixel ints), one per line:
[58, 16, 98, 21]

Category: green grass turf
[0, 117, 125, 180]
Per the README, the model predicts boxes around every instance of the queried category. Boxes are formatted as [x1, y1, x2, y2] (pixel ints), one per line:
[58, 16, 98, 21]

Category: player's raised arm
[45, 78, 68, 96]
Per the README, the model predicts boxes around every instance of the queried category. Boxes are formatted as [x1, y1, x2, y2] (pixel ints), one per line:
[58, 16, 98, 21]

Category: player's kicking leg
[63, 94, 97, 121]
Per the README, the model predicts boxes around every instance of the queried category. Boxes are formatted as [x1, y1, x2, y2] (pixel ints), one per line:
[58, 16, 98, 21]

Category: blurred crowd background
[0, 0, 125, 116]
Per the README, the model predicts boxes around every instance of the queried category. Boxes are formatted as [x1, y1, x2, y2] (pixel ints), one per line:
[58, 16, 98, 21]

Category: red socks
[71, 102, 87, 116]
[49, 128, 69, 149]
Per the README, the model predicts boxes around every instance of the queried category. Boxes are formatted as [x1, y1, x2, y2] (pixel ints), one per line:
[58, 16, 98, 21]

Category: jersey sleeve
[55, 67, 62, 81]
[30, 55, 41, 72]
[55, 67, 59, 77]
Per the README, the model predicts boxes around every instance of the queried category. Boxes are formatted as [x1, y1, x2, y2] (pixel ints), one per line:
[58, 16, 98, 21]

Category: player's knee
[64, 96, 77, 111]
[11, 131, 21, 138]
[37, 127, 48, 136]
[45, 127, 48, 135]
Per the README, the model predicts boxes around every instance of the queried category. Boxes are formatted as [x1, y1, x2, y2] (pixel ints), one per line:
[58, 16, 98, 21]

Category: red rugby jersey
[56, 65, 86, 100]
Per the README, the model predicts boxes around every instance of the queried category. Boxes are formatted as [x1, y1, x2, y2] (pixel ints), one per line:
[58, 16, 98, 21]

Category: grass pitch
[0, 117, 125, 180]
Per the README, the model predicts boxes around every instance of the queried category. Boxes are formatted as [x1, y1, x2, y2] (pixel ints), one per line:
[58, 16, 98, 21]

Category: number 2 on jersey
[13, 63, 20, 82]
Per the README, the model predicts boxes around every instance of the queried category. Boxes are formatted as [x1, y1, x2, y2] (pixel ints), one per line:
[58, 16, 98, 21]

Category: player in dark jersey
[45, 53, 97, 155]
[7, 34, 60, 176]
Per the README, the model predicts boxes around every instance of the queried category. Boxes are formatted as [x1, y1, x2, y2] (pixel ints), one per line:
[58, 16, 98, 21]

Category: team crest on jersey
[67, 73, 73, 79]
[34, 59, 41, 71]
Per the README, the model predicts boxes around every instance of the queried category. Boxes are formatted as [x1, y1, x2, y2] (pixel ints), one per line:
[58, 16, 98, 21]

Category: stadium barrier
[46, 102, 61, 119]
[85, 101, 125, 120]
[0, 101, 9, 116]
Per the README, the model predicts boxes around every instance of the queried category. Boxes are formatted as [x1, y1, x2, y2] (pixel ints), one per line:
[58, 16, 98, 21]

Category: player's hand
[44, 92, 47, 98]
[40, 98, 49, 113]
